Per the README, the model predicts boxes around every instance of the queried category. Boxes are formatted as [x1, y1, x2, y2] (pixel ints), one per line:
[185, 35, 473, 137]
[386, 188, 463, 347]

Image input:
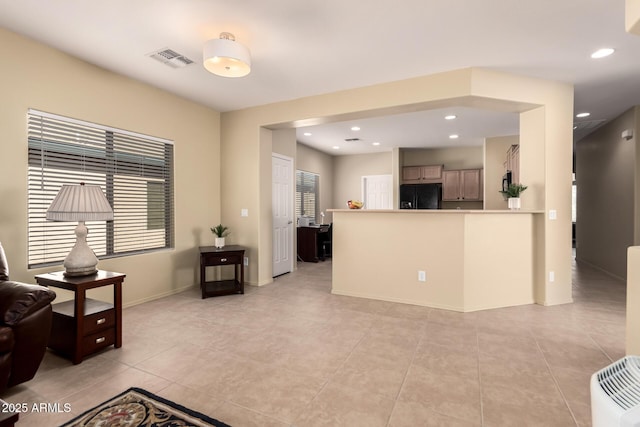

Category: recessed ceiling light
[449, 134, 459, 139]
[445, 115, 457, 120]
[372, 142, 380, 146]
[303, 132, 312, 136]
[591, 48, 615, 59]
[576, 112, 591, 118]
[351, 126, 360, 131]
[332, 146, 340, 150]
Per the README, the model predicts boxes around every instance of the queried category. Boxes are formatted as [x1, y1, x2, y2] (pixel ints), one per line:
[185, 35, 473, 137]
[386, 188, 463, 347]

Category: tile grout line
[532, 333, 581, 427]
[384, 323, 425, 427]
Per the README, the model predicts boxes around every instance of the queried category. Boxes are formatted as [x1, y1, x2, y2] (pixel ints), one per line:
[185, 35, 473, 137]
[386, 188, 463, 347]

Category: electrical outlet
[418, 271, 426, 282]
[244, 256, 249, 266]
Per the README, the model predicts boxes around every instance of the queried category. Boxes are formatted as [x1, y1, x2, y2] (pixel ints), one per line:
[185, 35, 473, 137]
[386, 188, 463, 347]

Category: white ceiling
[1, 0, 639, 155]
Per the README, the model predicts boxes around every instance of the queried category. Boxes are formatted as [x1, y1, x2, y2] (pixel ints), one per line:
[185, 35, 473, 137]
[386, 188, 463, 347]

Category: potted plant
[210, 224, 230, 248]
[500, 183, 528, 210]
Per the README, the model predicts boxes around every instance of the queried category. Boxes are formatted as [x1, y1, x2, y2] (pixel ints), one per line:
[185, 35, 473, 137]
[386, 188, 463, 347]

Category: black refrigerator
[399, 184, 442, 209]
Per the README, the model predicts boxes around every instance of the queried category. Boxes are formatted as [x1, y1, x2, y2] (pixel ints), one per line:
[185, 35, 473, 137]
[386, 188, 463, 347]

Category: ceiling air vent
[573, 118, 608, 141]
[573, 119, 607, 132]
[148, 48, 194, 69]
[344, 138, 361, 142]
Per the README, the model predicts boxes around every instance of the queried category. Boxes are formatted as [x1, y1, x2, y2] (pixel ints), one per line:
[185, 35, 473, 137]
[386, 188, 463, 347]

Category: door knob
[287, 220, 293, 224]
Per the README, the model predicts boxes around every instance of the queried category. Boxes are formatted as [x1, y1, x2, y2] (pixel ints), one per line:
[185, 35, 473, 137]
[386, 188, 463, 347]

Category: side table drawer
[83, 309, 115, 335]
[202, 253, 242, 266]
[83, 328, 115, 355]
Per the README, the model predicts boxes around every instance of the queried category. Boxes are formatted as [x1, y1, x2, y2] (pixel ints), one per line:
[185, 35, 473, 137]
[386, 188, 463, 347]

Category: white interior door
[362, 175, 393, 209]
[272, 154, 294, 277]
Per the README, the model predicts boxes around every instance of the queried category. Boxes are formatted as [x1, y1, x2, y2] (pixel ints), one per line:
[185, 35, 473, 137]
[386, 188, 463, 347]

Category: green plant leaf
[210, 224, 229, 237]
[499, 183, 528, 198]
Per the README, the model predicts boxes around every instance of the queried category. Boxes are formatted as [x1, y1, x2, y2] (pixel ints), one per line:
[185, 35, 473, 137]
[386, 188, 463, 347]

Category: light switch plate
[549, 210, 557, 220]
[241, 209, 248, 217]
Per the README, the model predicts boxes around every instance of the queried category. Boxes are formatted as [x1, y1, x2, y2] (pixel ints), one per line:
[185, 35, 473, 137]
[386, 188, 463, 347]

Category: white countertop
[329, 209, 544, 214]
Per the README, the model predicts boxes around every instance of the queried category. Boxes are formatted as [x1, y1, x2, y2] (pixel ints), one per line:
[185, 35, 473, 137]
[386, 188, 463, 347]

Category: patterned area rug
[60, 387, 231, 427]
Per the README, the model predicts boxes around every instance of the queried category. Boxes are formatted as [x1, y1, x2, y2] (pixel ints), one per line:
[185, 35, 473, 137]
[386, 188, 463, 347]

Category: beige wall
[331, 210, 535, 312]
[575, 107, 637, 279]
[272, 128, 296, 159]
[485, 136, 519, 210]
[333, 152, 392, 210]
[296, 143, 335, 223]
[627, 0, 640, 34]
[627, 246, 640, 354]
[221, 67, 574, 306]
[0, 28, 221, 306]
[401, 146, 483, 170]
[635, 108, 640, 246]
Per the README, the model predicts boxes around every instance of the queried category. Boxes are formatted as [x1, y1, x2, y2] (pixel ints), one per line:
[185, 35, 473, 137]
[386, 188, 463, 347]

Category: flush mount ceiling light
[203, 32, 251, 78]
[591, 48, 615, 59]
[576, 112, 591, 118]
[444, 115, 457, 120]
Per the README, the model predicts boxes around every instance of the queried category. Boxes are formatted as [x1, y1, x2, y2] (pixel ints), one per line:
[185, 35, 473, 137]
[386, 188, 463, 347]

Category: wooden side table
[199, 245, 245, 299]
[35, 270, 125, 364]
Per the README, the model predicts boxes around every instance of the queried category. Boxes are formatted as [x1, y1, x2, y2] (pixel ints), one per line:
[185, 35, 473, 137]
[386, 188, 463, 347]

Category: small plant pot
[215, 237, 225, 248]
[508, 197, 521, 210]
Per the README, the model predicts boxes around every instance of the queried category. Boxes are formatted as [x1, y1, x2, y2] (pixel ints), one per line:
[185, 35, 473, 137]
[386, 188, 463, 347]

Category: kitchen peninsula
[329, 209, 543, 312]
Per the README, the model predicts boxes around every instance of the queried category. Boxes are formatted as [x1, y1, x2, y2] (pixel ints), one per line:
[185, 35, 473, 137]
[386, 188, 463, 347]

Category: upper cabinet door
[461, 169, 482, 201]
[402, 165, 443, 184]
[442, 169, 483, 201]
[402, 166, 423, 183]
[442, 170, 462, 200]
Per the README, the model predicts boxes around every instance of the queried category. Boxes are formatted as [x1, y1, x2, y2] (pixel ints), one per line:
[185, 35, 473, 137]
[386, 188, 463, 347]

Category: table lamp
[46, 183, 114, 276]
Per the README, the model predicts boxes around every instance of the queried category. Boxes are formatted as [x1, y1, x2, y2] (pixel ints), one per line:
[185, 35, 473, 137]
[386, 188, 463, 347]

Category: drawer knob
[96, 337, 106, 344]
[221, 258, 227, 262]
[96, 318, 106, 325]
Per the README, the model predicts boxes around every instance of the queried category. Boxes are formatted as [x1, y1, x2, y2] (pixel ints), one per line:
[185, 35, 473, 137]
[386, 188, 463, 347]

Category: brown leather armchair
[0, 242, 56, 393]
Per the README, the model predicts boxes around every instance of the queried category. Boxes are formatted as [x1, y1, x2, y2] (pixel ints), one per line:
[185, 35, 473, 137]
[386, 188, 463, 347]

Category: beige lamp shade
[46, 183, 113, 276]
[47, 184, 113, 222]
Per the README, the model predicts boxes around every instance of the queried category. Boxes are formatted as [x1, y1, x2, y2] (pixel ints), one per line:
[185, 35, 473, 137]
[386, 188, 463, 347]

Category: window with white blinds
[27, 109, 174, 268]
[295, 170, 318, 222]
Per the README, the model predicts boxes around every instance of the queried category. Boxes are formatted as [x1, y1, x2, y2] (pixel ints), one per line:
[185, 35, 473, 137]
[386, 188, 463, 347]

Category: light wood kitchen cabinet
[442, 169, 483, 201]
[402, 165, 443, 184]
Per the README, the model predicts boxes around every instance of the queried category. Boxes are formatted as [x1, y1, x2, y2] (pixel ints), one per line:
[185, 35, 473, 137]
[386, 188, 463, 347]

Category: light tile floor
[2, 257, 625, 426]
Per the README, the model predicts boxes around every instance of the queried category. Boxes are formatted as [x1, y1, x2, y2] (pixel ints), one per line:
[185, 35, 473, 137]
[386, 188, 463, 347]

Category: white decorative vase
[508, 197, 521, 210]
[215, 237, 225, 248]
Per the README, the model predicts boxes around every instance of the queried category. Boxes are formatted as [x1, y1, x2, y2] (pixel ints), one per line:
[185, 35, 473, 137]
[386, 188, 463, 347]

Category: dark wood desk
[297, 225, 330, 262]
[199, 245, 245, 299]
[35, 270, 125, 365]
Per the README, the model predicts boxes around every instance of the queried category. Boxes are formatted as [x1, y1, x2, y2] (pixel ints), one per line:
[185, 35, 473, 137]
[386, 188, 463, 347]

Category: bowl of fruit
[347, 200, 364, 209]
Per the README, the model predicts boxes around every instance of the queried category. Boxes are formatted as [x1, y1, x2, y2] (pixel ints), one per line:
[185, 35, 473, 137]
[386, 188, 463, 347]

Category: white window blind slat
[295, 170, 318, 223]
[27, 110, 175, 268]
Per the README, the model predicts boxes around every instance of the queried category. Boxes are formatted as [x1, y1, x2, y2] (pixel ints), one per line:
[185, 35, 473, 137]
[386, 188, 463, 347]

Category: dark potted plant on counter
[500, 183, 528, 210]
[211, 224, 230, 248]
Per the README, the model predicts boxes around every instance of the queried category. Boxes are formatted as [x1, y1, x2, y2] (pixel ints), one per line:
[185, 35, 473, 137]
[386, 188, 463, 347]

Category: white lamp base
[63, 221, 99, 276]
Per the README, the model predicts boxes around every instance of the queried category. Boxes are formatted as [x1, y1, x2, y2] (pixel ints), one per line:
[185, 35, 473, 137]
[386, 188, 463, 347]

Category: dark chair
[320, 223, 332, 259]
[0, 242, 56, 392]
